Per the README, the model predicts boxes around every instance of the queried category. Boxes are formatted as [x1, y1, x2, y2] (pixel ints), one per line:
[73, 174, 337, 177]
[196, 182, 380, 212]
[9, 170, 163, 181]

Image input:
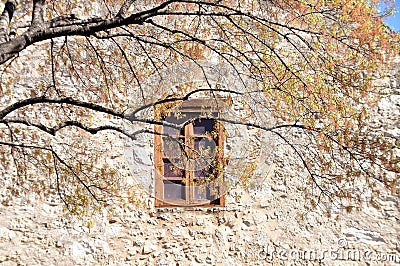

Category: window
[154, 99, 226, 207]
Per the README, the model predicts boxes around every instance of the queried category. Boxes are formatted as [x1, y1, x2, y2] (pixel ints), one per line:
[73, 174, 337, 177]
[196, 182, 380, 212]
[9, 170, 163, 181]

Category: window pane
[191, 138, 216, 169]
[193, 119, 214, 135]
[194, 138, 216, 153]
[162, 137, 185, 159]
[194, 185, 219, 201]
[163, 115, 185, 136]
[163, 160, 183, 178]
[164, 180, 185, 200]
[194, 167, 213, 178]
[163, 126, 181, 136]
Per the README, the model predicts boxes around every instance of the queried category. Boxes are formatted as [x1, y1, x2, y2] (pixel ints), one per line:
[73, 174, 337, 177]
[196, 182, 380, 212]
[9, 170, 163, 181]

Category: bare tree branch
[0, 118, 156, 140]
[0, 0, 17, 43]
[0, 0, 396, 212]
[117, 0, 137, 18]
[31, 0, 46, 28]
[0, 96, 125, 119]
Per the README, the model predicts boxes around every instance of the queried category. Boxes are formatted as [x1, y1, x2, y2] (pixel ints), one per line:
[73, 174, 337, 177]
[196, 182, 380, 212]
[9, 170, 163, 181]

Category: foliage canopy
[0, 0, 398, 214]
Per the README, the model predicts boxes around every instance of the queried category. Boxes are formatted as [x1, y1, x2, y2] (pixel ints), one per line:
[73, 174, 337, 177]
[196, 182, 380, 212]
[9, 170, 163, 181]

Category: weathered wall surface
[0, 177, 398, 266]
[0, 55, 399, 266]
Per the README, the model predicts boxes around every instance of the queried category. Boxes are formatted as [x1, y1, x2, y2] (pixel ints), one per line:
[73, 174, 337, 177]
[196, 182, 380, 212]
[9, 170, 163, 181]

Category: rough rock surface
[0, 57, 399, 266]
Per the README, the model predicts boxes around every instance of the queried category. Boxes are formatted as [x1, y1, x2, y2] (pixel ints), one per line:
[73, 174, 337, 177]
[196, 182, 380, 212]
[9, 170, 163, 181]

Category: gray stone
[342, 228, 386, 245]
[157, 213, 171, 221]
[0, 227, 16, 240]
[242, 217, 254, 227]
[142, 245, 157, 254]
[169, 228, 182, 237]
[196, 217, 204, 226]
[132, 147, 152, 166]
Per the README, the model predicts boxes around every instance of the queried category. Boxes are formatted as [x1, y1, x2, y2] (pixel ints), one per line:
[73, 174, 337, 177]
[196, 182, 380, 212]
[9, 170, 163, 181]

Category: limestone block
[142, 245, 157, 254]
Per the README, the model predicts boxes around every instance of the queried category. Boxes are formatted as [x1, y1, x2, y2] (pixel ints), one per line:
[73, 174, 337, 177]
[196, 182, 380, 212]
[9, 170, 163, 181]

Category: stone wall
[0, 176, 398, 265]
[0, 57, 399, 265]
